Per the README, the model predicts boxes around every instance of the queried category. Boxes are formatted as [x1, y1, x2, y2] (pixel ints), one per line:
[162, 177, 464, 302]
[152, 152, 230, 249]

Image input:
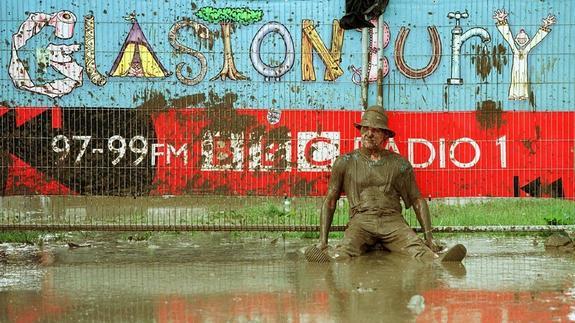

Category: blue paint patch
[0, 0, 572, 111]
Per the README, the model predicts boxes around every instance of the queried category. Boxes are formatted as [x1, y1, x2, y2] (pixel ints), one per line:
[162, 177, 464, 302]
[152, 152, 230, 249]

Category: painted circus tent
[0, 0, 573, 198]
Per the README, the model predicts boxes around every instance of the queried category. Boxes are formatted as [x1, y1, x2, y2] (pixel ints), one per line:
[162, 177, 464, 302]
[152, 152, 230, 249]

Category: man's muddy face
[360, 126, 387, 150]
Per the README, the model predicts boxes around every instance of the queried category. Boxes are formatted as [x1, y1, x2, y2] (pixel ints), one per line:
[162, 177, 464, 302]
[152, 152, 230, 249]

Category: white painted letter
[496, 136, 507, 168]
[408, 138, 436, 168]
[450, 137, 480, 168]
[167, 144, 188, 165]
[151, 143, 165, 166]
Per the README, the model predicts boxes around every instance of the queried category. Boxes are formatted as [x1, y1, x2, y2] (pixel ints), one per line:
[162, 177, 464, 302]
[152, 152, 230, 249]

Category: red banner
[1, 106, 572, 198]
[151, 109, 574, 198]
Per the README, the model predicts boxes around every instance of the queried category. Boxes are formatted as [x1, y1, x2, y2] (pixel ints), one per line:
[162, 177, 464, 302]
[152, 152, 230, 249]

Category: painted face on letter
[515, 29, 530, 46]
[360, 126, 387, 150]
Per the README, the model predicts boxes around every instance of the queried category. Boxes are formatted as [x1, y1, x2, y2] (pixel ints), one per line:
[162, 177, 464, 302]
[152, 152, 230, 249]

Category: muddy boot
[304, 245, 332, 263]
[440, 244, 467, 262]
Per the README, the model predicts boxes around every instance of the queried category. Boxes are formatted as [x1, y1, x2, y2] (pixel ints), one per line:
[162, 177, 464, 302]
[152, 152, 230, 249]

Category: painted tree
[196, 7, 263, 81]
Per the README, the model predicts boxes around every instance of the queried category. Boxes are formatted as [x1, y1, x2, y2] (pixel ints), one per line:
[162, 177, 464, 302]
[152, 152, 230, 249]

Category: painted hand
[493, 9, 508, 22]
[542, 15, 556, 28]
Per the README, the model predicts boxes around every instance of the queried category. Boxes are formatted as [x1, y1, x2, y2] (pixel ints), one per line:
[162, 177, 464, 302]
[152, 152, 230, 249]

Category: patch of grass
[403, 198, 575, 227]
[0, 231, 43, 244]
[1, 198, 572, 242]
[215, 198, 574, 229]
[118, 198, 573, 234]
[543, 214, 574, 225]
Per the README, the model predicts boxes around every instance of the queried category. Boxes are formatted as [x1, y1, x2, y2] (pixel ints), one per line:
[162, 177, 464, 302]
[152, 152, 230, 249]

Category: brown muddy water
[1, 234, 574, 322]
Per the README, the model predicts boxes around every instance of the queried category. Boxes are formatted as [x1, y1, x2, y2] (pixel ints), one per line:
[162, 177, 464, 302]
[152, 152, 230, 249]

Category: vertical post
[361, 27, 369, 109]
[377, 15, 384, 108]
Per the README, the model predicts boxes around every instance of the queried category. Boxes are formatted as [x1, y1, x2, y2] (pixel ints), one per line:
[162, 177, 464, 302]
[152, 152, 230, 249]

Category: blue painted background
[0, 0, 572, 111]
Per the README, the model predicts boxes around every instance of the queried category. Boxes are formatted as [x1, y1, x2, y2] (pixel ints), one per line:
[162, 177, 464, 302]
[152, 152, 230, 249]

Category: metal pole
[361, 27, 369, 109]
[377, 14, 384, 107]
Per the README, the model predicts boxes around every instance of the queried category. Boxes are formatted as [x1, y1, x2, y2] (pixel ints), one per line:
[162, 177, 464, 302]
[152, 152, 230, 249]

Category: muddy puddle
[1, 234, 574, 322]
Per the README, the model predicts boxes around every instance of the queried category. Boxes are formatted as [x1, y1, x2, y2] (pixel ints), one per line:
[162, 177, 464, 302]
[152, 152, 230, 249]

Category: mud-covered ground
[1, 233, 574, 322]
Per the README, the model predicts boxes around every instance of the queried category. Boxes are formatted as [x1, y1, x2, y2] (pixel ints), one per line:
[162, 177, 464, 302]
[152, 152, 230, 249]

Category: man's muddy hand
[426, 239, 446, 253]
[316, 242, 329, 251]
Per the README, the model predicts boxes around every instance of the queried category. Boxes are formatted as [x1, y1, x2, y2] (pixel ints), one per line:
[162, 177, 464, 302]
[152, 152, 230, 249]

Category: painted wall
[0, 0, 573, 198]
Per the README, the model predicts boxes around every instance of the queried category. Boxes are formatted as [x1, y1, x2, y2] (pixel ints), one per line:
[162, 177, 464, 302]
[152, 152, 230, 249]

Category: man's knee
[332, 248, 354, 260]
[333, 242, 363, 258]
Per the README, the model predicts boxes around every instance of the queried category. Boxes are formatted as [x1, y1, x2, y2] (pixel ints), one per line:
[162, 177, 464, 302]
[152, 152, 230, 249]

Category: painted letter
[250, 21, 295, 81]
[297, 132, 340, 171]
[84, 15, 107, 86]
[9, 11, 83, 98]
[151, 143, 165, 166]
[201, 131, 244, 171]
[301, 20, 344, 81]
[249, 134, 291, 171]
[450, 137, 480, 168]
[395, 26, 442, 79]
[408, 138, 436, 168]
[167, 144, 188, 165]
[168, 19, 208, 86]
[496, 136, 507, 168]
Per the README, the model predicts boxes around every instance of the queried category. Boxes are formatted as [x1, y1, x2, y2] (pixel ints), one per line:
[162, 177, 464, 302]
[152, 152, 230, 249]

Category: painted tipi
[109, 15, 170, 78]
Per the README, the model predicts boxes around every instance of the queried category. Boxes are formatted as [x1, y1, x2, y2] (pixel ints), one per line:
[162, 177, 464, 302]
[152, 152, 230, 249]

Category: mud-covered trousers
[334, 212, 436, 260]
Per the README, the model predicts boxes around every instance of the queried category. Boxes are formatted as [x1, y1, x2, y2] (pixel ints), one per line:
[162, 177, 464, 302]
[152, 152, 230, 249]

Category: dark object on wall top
[339, 0, 389, 30]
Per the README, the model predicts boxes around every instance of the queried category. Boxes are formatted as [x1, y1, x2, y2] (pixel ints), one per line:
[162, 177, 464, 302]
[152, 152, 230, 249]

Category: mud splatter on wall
[471, 44, 507, 81]
[475, 100, 504, 130]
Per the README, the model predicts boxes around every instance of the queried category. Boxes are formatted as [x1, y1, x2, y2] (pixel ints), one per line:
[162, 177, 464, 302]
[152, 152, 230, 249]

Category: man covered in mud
[305, 105, 465, 262]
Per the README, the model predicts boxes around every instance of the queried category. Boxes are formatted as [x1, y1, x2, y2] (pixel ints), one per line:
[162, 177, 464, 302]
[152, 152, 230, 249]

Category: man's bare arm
[412, 198, 439, 251]
[319, 192, 338, 249]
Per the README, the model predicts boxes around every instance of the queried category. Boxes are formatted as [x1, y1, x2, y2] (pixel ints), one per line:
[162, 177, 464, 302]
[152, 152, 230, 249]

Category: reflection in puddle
[0, 235, 574, 322]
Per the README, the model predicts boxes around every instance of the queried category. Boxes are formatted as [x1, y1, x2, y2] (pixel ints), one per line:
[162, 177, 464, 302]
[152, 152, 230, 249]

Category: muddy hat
[354, 105, 395, 138]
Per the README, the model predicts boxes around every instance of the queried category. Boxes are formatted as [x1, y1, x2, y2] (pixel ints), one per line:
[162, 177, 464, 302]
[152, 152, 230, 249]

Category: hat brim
[354, 122, 395, 138]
